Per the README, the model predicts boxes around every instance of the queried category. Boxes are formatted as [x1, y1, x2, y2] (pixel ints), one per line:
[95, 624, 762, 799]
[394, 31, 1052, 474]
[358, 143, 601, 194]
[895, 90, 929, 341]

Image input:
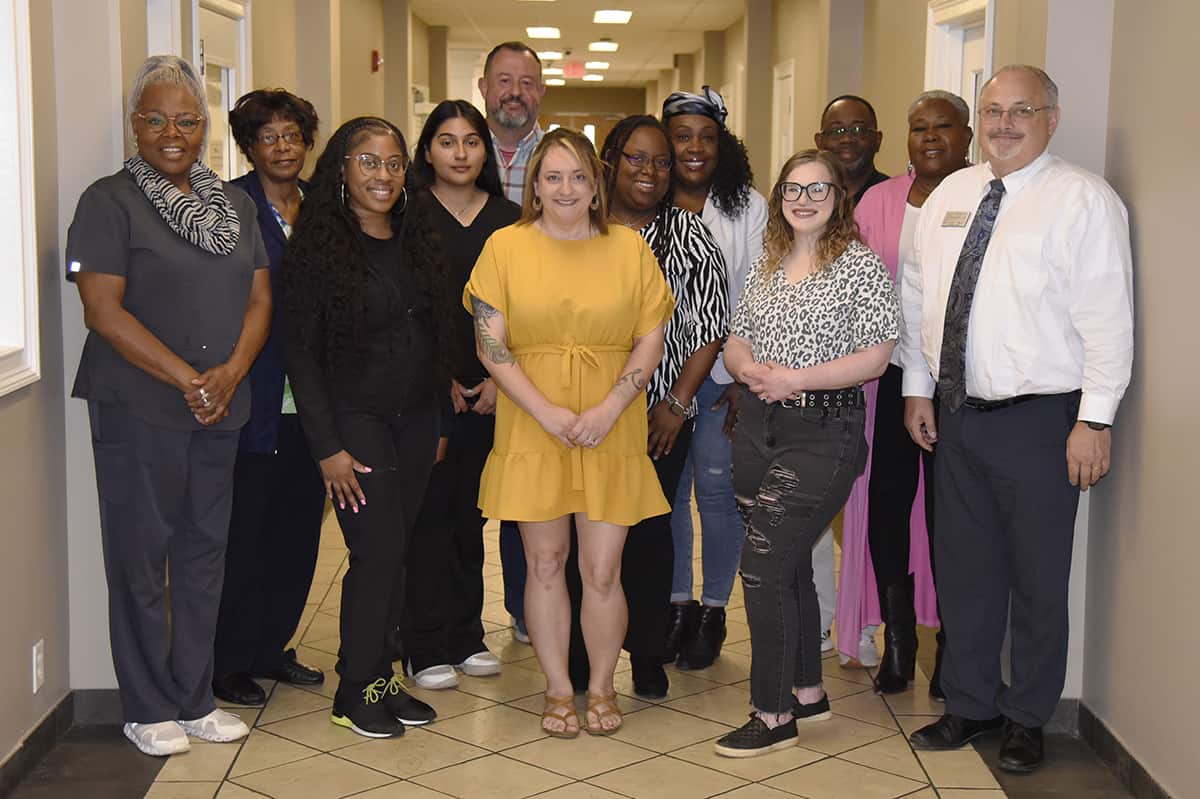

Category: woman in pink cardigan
[841, 90, 973, 697]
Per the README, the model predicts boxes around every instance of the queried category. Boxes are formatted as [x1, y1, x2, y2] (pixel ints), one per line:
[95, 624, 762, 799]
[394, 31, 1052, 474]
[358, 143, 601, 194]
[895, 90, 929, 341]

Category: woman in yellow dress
[465, 128, 673, 738]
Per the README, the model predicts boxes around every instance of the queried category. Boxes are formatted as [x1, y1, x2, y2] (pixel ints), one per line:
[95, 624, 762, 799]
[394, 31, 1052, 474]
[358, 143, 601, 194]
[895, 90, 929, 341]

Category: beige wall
[252, 0, 299, 93]
[339, 0, 385, 122]
[992, 0, 1047, 70]
[771, 0, 825, 162]
[411, 14, 429, 94]
[541, 87, 646, 118]
[1085, 2, 1198, 795]
[862, 0, 927, 175]
[721, 14, 744, 133]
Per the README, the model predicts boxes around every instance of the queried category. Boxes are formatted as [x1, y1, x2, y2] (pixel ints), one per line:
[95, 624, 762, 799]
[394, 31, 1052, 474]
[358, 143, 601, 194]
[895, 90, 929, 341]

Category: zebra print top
[638, 206, 730, 412]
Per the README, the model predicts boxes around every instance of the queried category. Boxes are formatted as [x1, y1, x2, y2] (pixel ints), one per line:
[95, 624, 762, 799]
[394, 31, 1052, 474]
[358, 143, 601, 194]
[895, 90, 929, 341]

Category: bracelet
[665, 391, 696, 419]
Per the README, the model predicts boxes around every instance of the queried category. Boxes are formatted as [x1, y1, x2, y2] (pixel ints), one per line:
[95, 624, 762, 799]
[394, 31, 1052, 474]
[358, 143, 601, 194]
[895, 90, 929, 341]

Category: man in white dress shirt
[901, 65, 1133, 772]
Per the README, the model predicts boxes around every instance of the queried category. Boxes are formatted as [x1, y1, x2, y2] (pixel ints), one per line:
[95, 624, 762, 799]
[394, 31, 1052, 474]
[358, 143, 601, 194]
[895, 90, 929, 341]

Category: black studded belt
[778, 387, 865, 410]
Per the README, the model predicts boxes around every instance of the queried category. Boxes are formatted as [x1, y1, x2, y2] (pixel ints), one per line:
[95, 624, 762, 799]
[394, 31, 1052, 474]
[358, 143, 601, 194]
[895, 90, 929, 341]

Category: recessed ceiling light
[537, 51, 563, 60]
[593, 9, 632, 24]
[546, 78, 565, 86]
[585, 61, 609, 70]
[582, 74, 604, 82]
[543, 67, 564, 76]
[526, 27, 560, 39]
[588, 40, 619, 52]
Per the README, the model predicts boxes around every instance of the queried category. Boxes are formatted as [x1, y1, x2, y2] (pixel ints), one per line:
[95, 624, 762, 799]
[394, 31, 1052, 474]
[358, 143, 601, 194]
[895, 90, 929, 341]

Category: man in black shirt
[815, 94, 888, 206]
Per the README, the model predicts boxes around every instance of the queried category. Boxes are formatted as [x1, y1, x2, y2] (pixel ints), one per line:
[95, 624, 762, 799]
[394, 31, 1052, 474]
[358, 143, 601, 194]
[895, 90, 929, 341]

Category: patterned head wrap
[661, 85, 728, 127]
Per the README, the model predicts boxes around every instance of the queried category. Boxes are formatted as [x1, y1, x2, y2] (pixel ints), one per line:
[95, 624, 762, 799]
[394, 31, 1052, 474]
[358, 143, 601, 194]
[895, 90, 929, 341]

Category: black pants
[867, 365, 937, 594]
[88, 401, 239, 723]
[213, 415, 327, 679]
[566, 422, 693, 668]
[330, 404, 438, 688]
[935, 393, 1080, 727]
[732, 393, 867, 713]
[402, 411, 493, 671]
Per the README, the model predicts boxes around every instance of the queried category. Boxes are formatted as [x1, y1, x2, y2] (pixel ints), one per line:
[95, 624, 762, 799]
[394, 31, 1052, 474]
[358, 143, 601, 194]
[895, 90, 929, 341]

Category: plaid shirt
[491, 124, 544, 206]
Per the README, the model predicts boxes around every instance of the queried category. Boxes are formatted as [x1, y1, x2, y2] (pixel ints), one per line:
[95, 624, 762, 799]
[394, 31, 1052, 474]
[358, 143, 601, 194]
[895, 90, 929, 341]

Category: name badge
[941, 211, 971, 227]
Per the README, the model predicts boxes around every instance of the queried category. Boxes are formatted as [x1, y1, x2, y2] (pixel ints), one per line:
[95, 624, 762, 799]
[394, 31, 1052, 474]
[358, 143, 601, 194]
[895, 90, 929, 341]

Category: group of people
[68, 41, 1132, 776]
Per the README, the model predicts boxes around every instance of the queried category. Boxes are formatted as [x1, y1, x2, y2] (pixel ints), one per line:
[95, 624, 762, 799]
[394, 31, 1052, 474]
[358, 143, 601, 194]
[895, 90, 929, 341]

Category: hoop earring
[532, 195, 542, 211]
[340, 179, 349, 207]
[394, 186, 408, 214]
[590, 195, 600, 210]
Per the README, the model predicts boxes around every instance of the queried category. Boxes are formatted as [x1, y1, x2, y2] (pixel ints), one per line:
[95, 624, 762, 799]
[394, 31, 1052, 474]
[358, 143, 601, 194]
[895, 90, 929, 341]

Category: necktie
[938, 178, 1006, 411]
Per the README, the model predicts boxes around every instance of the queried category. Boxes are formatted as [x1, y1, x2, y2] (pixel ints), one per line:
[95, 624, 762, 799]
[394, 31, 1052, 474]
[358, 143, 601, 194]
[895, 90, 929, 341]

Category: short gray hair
[986, 64, 1059, 107]
[126, 55, 208, 148]
[907, 90, 971, 126]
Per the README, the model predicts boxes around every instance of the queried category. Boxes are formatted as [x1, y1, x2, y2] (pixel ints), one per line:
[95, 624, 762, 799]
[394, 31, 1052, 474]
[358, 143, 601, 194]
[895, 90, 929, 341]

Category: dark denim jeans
[732, 390, 867, 713]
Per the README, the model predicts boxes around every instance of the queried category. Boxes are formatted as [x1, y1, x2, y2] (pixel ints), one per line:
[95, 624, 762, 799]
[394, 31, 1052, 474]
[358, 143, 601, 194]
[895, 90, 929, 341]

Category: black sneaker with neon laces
[382, 674, 437, 725]
[331, 678, 404, 738]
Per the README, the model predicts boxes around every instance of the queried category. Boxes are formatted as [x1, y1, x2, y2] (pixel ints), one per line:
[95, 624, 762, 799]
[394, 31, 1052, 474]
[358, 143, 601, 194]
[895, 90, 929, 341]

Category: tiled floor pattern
[135, 517, 1015, 799]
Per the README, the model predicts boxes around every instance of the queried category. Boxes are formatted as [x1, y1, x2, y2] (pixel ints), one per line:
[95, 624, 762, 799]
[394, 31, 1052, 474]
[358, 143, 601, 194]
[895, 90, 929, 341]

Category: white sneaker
[178, 708, 250, 742]
[820, 630, 834, 653]
[408, 663, 458, 689]
[838, 627, 882, 668]
[511, 616, 530, 644]
[123, 721, 190, 756]
[456, 651, 502, 677]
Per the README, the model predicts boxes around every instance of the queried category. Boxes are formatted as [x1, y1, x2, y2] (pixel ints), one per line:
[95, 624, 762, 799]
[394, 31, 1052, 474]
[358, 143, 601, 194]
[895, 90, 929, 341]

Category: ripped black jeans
[732, 390, 867, 713]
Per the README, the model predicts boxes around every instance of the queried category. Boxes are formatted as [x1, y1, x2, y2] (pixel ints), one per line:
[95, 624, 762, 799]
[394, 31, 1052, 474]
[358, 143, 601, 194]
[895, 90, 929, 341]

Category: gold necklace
[434, 189, 479, 220]
[611, 211, 652, 229]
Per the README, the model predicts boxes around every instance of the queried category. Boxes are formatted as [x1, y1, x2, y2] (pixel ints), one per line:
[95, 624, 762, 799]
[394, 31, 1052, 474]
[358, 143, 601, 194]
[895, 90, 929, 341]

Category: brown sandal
[585, 691, 623, 736]
[541, 693, 580, 739]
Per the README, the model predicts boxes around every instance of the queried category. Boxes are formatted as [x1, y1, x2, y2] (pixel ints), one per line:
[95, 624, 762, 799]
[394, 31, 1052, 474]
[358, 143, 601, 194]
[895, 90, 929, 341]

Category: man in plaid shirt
[477, 41, 546, 205]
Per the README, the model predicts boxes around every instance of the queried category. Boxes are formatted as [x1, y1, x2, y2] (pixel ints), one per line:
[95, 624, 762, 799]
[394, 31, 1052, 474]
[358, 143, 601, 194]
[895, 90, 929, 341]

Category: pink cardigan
[837, 174, 939, 661]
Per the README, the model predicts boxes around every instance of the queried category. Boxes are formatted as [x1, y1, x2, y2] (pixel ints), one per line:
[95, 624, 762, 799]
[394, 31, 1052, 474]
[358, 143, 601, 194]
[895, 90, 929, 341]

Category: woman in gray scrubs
[65, 55, 271, 757]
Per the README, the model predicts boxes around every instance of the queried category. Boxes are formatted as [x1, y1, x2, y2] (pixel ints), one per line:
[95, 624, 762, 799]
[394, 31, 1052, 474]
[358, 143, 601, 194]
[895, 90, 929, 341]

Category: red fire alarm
[371, 49, 383, 73]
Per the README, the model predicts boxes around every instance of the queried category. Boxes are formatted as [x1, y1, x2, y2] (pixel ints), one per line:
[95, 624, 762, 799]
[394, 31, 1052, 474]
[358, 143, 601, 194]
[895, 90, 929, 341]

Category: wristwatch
[665, 391, 696, 419]
[1083, 421, 1111, 431]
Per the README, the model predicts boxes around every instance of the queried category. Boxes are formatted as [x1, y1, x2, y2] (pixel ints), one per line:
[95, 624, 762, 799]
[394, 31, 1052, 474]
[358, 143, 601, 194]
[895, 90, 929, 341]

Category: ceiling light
[585, 61, 609, 70]
[543, 67, 564, 76]
[526, 27, 560, 39]
[588, 40, 619, 52]
[546, 78, 565, 86]
[537, 51, 563, 60]
[582, 74, 604, 82]
[593, 9, 632, 24]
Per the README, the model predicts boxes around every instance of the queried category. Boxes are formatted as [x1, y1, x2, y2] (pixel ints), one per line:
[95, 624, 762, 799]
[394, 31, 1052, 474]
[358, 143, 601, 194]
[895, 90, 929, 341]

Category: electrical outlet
[32, 639, 44, 694]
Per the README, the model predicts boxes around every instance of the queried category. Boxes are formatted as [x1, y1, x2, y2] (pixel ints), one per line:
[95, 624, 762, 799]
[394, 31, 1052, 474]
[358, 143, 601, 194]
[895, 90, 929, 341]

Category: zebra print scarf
[124, 155, 240, 255]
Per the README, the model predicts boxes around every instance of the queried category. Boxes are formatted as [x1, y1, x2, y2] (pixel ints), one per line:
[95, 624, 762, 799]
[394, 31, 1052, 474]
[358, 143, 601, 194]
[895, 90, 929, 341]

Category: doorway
[771, 59, 795, 180]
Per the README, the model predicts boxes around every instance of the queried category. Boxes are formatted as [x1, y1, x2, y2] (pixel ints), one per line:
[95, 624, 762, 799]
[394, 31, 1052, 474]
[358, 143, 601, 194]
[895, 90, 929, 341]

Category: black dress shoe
[664, 600, 699, 664]
[212, 672, 266, 706]
[676, 605, 726, 670]
[998, 719, 1044, 772]
[630, 654, 669, 699]
[259, 648, 324, 686]
[909, 713, 1003, 750]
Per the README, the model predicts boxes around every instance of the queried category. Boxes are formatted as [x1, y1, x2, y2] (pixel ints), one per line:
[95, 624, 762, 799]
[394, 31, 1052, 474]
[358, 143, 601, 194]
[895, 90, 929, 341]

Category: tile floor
[131, 515, 1017, 799]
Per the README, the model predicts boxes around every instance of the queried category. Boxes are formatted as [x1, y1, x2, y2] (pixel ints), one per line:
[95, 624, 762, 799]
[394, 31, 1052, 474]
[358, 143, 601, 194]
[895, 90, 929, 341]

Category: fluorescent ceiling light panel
[582, 74, 604, 82]
[543, 67, 564, 76]
[537, 51, 563, 60]
[546, 78, 566, 86]
[526, 27, 561, 38]
[593, 9, 632, 24]
[588, 40, 619, 52]
[585, 61, 609, 69]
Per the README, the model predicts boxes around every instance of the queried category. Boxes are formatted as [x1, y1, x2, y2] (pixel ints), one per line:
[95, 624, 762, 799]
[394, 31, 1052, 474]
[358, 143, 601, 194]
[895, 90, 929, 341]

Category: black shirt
[853, 168, 890, 207]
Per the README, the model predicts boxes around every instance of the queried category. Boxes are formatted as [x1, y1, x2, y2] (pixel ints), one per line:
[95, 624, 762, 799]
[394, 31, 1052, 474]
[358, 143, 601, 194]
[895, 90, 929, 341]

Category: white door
[197, 1, 250, 178]
[771, 60, 795, 179]
[961, 24, 985, 163]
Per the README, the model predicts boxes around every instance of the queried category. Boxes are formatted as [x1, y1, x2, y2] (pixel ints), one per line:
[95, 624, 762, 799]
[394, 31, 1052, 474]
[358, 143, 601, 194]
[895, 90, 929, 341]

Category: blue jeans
[670, 377, 745, 606]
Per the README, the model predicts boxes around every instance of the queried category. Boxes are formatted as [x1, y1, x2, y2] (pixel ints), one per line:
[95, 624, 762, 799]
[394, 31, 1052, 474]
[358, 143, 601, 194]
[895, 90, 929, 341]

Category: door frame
[770, 59, 795, 181]
[924, 0, 994, 93]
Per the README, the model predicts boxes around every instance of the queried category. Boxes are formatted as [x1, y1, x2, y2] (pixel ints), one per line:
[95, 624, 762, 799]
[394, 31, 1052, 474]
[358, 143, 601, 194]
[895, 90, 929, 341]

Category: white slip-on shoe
[510, 616, 531, 644]
[838, 626, 882, 668]
[456, 651, 502, 677]
[408, 663, 458, 690]
[820, 630, 834, 653]
[178, 708, 250, 742]
[123, 721, 190, 756]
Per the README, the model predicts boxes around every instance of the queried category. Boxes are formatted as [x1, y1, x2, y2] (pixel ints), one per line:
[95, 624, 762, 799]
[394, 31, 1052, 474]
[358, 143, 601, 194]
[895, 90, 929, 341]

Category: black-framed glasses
[135, 111, 204, 135]
[621, 152, 672, 172]
[778, 181, 837, 203]
[345, 152, 406, 177]
[258, 130, 305, 146]
[979, 104, 1055, 122]
[818, 125, 876, 140]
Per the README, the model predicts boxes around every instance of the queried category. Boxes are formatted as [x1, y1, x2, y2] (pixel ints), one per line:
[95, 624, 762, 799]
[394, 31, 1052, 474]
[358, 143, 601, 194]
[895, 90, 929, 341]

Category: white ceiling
[408, 0, 745, 87]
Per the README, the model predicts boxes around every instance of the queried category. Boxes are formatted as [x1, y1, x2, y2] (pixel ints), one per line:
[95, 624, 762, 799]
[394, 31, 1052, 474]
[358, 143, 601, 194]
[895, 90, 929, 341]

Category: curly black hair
[283, 116, 451, 382]
[599, 115, 674, 269]
[708, 127, 754, 219]
[229, 89, 320, 162]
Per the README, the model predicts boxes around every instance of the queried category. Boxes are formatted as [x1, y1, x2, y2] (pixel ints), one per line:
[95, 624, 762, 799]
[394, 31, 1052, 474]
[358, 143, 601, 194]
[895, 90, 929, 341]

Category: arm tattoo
[613, 368, 648, 397]
[471, 296, 515, 366]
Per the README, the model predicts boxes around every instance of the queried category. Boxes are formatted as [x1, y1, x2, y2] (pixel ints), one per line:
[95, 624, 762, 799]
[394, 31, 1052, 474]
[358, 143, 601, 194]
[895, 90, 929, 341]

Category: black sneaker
[331, 678, 404, 738]
[714, 713, 798, 758]
[382, 674, 437, 725]
[791, 692, 832, 723]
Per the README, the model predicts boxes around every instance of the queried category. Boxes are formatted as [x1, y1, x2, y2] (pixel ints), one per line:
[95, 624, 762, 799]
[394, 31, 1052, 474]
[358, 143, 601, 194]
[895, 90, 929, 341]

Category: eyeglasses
[621, 152, 672, 172]
[135, 111, 204, 135]
[818, 125, 876, 140]
[778, 181, 837, 203]
[258, 130, 305, 146]
[979, 105, 1055, 122]
[345, 152, 407, 177]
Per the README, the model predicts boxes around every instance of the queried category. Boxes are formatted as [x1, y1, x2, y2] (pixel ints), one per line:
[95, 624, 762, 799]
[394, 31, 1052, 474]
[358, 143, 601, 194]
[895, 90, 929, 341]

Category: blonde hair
[518, 128, 608, 234]
[761, 148, 860, 274]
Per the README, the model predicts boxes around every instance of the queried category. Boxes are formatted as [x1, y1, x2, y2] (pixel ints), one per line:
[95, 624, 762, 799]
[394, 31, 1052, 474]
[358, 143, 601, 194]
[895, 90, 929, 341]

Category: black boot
[928, 627, 946, 701]
[873, 575, 916, 694]
[664, 601, 699, 664]
[677, 605, 726, 670]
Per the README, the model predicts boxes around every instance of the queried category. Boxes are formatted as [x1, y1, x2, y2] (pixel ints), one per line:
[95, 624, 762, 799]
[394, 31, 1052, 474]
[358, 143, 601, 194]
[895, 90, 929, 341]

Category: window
[0, 0, 39, 396]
